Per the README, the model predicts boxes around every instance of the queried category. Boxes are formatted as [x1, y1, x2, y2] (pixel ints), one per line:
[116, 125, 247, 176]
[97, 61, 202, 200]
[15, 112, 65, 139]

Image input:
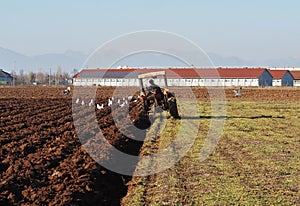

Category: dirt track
[0, 86, 299, 205]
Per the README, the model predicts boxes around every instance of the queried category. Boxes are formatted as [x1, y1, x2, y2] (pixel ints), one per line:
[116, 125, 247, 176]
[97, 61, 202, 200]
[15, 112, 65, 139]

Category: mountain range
[0, 47, 299, 74]
[0, 47, 87, 73]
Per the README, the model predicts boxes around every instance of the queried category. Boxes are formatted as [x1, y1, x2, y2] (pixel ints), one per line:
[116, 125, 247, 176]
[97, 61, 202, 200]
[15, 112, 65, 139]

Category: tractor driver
[147, 79, 163, 104]
[148, 79, 160, 93]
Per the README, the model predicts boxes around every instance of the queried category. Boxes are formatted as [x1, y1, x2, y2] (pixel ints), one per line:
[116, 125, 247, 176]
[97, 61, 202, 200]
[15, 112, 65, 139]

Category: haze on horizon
[0, 0, 299, 63]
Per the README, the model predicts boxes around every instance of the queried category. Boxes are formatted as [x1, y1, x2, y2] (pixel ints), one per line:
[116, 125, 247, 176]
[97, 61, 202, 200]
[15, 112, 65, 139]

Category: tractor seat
[153, 88, 164, 104]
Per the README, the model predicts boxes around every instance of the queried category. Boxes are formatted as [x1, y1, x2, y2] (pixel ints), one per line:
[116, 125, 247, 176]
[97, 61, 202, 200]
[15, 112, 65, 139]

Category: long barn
[73, 68, 273, 87]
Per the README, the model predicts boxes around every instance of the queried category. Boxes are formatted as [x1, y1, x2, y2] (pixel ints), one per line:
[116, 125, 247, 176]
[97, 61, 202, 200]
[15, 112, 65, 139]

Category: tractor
[137, 71, 180, 119]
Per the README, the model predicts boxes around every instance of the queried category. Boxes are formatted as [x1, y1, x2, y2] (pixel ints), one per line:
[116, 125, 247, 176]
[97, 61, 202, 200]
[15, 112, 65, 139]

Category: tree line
[10, 67, 78, 85]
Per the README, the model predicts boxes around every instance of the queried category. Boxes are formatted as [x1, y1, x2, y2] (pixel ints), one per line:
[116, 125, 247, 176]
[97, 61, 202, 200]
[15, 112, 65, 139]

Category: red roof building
[73, 67, 273, 87]
[290, 70, 300, 80]
[268, 70, 294, 86]
[268, 70, 288, 79]
[290, 70, 300, 86]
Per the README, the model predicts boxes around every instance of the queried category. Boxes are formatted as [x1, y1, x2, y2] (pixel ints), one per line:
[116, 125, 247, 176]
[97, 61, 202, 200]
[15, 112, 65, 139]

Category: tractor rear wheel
[168, 97, 180, 118]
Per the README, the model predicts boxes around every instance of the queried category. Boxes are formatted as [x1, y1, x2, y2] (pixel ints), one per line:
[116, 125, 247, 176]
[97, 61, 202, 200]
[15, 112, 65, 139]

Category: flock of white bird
[64, 87, 136, 110]
[74, 96, 134, 110]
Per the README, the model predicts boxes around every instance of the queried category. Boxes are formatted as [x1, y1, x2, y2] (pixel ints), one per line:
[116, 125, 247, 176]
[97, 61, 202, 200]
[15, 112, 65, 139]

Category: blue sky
[0, 0, 299, 61]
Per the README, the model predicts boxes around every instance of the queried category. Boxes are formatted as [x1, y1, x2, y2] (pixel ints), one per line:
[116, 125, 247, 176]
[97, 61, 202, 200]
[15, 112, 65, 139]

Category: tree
[72, 68, 78, 77]
[56, 66, 62, 85]
[10, 71, 16, 86]
[25, 72, 35, 84]
[62, 72, 70, 79]
[36, 72, 46, 84]
[18, 69, 25, 85]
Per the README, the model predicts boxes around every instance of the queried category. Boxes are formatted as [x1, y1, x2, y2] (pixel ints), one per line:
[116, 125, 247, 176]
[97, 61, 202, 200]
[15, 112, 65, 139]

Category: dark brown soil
[0, 86, 146, 206]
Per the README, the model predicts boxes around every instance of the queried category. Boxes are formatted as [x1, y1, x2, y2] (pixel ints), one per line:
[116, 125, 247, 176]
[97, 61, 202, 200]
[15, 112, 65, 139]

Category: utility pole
[33, 71, 37, 85]
[49, 68, 51, 86]
[12, 61, 16, 86]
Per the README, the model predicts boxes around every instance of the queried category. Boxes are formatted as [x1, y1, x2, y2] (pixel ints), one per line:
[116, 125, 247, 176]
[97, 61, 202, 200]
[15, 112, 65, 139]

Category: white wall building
[290, 71, 300, 87]
[269, 70, 294, 86]
[73, 68, 273, 87]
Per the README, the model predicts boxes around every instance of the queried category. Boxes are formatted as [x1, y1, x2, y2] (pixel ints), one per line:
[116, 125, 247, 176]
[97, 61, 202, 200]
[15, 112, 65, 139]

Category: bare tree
[36, 72, 46, 85]
[8, 69, 72, 86]
[62, 72, 70, 79]
[56, 66, 62, 85]
[18, 69, 25, 85]
[25, 72, 35, 84]
[10, 71, 16, 86]
[72, 68, 78, 77]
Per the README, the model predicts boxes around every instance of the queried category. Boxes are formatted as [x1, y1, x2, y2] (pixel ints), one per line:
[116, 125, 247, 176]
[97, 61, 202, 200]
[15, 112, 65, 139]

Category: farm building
[73, 69, 140, 86]
[269, 70, 294, 86]
[290, 71, 300, 86]
[209, 68, 272, 87]
[73, 68, 273, 87]
[0, 69, 13, 85]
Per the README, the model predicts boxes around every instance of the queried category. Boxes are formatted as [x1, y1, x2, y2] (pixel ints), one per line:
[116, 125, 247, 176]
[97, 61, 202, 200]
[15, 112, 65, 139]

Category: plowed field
[0, 86, 145, 205]
[0, 86, 299, 205]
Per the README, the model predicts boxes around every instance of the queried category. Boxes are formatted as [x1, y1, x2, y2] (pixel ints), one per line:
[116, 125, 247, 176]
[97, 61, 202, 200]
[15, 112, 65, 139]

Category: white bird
[88, 99, 94, 107]
[125, 100, 128, 105]
[117, 99, 121, 105]
[127, 95, 133, 100]
[81, 100, 85, 106]
[62, 86, 71, 95]
[120, 102, 125, 107]
[75, 98, 80, 104]
[97, 103, 104, 110]
[233, 87, 242, 97]
[108, 98, 113, 107]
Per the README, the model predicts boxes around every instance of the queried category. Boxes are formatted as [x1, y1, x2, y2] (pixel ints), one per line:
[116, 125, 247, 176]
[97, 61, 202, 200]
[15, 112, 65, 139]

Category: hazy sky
[0, 0, 299, 61]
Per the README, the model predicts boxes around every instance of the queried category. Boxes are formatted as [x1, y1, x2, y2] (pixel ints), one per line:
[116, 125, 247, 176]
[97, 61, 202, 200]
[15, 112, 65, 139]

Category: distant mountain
[0, 47, 299, 73]
[208, 53, 300, 68]
[33, 51, 87, 71]
[0, 47, 87, 73]
[0, 47, 30, 69]
[257, 57, 300, 68]
[207, 53, 255, 67]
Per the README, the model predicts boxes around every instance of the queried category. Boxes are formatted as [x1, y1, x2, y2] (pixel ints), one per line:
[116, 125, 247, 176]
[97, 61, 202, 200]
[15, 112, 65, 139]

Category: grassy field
[122, 98, 300, 205]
